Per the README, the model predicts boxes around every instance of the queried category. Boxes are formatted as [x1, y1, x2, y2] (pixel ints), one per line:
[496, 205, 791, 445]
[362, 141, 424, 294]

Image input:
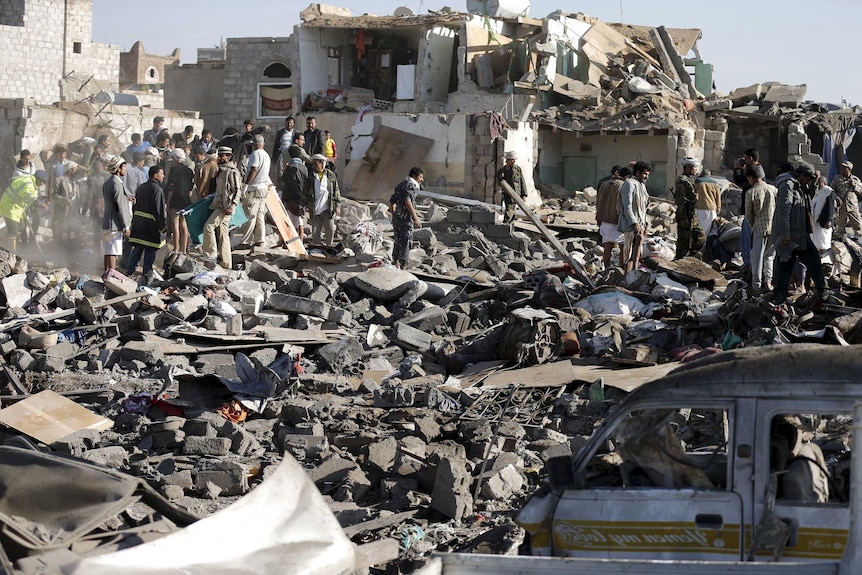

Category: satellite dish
[393, 5, 415, 16]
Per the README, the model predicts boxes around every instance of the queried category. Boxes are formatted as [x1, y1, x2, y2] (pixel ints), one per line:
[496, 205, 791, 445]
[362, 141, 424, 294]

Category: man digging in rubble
[830, 160, 862, 239]
[390, 167, 424, 269]
[618, 161, 651, 272]
[202, 146, 243, 269]
[101, 155, 132, 274]
[674, 157, 703, 259]
[302, 153, 340, 247]
[773, 164, 827, 305]
[595, 165, 625, 269]
[496, 150, 525, 224]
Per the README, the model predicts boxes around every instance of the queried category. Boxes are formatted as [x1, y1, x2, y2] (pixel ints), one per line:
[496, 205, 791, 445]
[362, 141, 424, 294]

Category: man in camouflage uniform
[831, 160, 862, 238]
[674, 157, 703, 259]
[496, 150, 525, 223]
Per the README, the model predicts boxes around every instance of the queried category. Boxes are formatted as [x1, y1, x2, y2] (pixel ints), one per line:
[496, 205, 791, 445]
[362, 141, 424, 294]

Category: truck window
[769, 413, 851, 505]
[586, 407, 730, 490]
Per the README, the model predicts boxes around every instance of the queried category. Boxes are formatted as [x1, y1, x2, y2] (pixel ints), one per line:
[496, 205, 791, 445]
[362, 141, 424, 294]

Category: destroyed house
[286, 5, 719, 202]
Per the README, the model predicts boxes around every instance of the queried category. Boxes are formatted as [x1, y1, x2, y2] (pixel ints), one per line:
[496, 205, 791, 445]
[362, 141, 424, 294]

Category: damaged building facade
[164, 3, 862, 205]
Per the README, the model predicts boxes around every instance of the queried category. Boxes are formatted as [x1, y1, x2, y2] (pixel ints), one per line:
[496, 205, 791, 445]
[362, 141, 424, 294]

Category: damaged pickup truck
[439, 344, 862, 574]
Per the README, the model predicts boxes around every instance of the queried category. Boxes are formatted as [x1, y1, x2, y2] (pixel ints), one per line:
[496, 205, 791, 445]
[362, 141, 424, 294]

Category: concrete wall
[0, 101, 202, 186]
[119, 41, 179, 88]
[165, 62, 226, 136]
[539, 131, 672, 195]
[417, 26, 457, 104]
[0, 0, 118, 104]
[224, 37, 293, 131]
[296, 28, 340, 102]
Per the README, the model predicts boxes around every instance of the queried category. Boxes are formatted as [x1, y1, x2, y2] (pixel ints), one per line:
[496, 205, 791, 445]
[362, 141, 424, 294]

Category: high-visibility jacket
[0, 175, 38, 223]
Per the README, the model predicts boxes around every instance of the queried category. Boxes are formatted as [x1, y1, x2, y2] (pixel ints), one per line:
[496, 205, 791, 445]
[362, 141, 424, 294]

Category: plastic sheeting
[573, 291, 652, 317]
[66, 455, 356, 575]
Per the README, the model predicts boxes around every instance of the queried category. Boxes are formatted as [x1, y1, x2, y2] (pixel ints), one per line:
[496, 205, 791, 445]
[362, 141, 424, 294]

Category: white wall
[418, 27, 456, 103]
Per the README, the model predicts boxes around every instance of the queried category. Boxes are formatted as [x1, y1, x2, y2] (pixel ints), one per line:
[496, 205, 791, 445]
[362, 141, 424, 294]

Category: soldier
[674, 157, 703, 259]
[496, 150, 525, 224]
[830, 160, 862, 239]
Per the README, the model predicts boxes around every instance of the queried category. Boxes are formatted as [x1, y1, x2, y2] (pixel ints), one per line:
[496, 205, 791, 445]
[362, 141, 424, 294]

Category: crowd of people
[1, 114, 349, 277]
[594, 149, 860, 307]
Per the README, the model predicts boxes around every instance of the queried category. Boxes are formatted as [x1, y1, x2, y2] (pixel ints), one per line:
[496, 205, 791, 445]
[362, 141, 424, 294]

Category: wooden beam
[500, 181, 595, 288]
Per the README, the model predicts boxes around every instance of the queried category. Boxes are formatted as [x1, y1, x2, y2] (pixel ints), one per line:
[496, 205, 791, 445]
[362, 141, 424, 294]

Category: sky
[92, 0, 861, 105]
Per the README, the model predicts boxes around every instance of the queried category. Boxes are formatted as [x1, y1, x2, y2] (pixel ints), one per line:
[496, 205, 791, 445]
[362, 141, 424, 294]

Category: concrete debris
[0, 162, 861, 575]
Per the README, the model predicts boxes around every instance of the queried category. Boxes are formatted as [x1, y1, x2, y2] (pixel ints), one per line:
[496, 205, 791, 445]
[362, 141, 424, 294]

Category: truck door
[552, 404, 744, 560]
[751, 403, 851, 562]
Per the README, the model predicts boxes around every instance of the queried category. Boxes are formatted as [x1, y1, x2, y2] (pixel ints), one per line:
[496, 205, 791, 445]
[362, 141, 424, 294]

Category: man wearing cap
[774, 164, 827, 305]
[0, 169, 47, 247]
[202, 146, 243, 268]
[240, 134, 273, 248]
[302, 153, 340, 246]
[127, 166, 167, 278]
[166, 148, 195, 253]
[496, 150, 525, 223]
[102, 156, 132, 273]
[830, 160, 862, 239]
[674, 157, 702, 259]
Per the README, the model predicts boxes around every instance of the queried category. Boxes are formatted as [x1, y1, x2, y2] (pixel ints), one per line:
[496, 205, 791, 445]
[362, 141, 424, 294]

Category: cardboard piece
[263, 186, 306, 254]
[0, 390, 113, 444]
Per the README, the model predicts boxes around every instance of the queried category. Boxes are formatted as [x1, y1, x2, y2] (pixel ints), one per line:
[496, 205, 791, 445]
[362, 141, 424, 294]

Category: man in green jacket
[302, 153, 340, 246]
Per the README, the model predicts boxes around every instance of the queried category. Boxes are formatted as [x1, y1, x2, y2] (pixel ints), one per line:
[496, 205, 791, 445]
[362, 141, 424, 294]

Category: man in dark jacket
[282, 144, 308, 241]
[165, 149, 195, 253]
[302, 116, 324, 157]
[127, 166, 167, 277]
[773, 164, 827, 305]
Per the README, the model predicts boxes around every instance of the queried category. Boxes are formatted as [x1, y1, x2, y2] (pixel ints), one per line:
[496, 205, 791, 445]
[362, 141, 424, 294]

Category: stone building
[119, 41, 180, 90]
[0, 0, 202, 186]
[0, 0, 118, 103]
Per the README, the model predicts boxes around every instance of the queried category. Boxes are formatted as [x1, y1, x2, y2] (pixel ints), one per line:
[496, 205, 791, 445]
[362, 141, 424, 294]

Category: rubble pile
[2, 194, 862, 573]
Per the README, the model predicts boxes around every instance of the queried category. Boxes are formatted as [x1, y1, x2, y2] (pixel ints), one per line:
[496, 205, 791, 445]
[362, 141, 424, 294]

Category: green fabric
[181, 195, 248, 245]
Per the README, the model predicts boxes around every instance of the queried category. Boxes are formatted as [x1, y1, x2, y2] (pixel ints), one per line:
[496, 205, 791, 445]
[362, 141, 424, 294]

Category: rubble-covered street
[2, 179, 862, 573]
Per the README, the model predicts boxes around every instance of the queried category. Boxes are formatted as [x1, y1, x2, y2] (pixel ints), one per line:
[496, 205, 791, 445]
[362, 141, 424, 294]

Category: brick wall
[224, 37, 293, 131]
[0, 0, 118, 104]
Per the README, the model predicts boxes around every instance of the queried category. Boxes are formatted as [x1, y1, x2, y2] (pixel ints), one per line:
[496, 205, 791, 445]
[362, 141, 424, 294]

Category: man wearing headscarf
[102, 155, 132, 273]
[202, 146, 243, 268]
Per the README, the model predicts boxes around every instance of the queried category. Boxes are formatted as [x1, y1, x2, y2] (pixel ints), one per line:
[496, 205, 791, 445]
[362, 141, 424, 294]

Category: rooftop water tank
[466, 0, 530, 19]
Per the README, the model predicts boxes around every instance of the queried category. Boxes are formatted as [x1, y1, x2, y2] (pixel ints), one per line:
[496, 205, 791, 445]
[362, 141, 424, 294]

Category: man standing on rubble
[239, 134, 273, 249]
[202, 146, 243, 268]
[102, 156, 132, 273]
[744, 166, 776, 293]
[303, 116, 325, 157]
[390, 167, 424, 269]
[774, 164, 827, 305]
[674, 157, 701, 259]
[830, 160, 862, 239]
[695, 168, 722, 238]
[618, 161, 651, 272]
[739, 148, 763, 274]
[595, 166, 625, 269]
[127, 166, 166, 278]
[497, 150, 525, 224]
[302, 153, 340, 247]
[282, 144, 308, 242]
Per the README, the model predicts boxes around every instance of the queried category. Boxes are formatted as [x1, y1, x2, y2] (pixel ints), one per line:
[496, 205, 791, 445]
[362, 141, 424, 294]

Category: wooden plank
[500, 181, 595, 288]
[350, 126, 434, 202]
[264, 186, 306, 254]
[0, 389, 113, 444]
[479, 359, 578, 390]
